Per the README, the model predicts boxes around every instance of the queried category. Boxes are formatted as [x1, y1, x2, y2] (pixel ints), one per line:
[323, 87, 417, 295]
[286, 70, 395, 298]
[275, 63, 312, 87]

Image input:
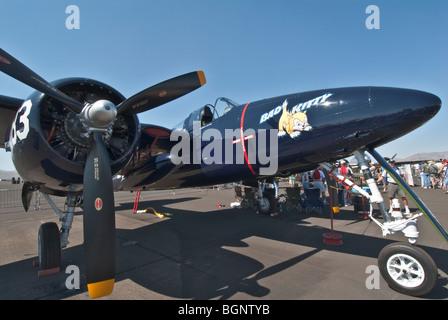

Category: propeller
[0, 49, 84, 113]
[0, 48, 206, 298]
[83, 132, 116, 298]
[117, 70, 206, 115]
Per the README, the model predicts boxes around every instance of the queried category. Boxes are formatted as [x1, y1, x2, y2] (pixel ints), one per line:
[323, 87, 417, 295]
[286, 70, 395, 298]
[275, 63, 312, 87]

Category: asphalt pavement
[0, 182, 447, 300]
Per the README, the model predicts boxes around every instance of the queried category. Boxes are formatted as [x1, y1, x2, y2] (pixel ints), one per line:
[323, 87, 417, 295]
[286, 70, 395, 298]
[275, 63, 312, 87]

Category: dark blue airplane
[0, 48, 446, 298]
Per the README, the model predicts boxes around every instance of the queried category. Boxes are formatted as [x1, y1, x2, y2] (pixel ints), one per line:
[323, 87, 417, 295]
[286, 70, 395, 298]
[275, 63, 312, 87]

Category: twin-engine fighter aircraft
[0, 48, 446, 298]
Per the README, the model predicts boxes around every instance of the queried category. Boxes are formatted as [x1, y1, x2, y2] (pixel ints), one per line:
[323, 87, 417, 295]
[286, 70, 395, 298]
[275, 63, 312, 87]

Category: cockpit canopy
[173, 97, 240, 131]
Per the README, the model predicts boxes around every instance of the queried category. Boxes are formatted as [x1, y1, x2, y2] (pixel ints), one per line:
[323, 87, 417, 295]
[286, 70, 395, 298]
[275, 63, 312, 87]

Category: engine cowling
[9, 78, 140, 195]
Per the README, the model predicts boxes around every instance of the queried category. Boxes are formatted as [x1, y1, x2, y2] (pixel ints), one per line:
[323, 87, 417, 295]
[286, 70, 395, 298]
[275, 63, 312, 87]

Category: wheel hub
[387, 253, 425, 288]
[258, 197, 270, 212]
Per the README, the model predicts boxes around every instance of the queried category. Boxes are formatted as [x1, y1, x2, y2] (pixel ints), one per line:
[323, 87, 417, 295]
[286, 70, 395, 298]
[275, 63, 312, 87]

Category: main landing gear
[36, 193, 81, 275]
[322, 149, 448, 297]
[254, 180, 279, 216]
[37, 222, 61, 273]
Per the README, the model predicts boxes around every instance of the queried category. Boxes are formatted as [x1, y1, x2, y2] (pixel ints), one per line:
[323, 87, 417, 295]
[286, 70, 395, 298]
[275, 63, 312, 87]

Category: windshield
[213, 97, 240, 118]
[171, 97, 240, 130]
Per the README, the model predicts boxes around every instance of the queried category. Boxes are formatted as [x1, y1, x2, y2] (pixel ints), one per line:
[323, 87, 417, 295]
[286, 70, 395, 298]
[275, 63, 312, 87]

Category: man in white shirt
[301, 171, 309, 189]
[312, 167, 327, 204]
[377, 160, 411, 217]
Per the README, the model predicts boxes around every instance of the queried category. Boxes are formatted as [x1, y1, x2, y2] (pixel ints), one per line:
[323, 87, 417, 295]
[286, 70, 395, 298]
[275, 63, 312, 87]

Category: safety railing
[0, 189, 67, 210]
[0, 187, 207, 211]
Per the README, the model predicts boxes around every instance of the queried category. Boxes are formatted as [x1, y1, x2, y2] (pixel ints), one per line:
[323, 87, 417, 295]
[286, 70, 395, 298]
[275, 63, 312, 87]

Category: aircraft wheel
[257, 192, 276, 215]
[378, 242, 438, 297]
[38, 222, 61, 270]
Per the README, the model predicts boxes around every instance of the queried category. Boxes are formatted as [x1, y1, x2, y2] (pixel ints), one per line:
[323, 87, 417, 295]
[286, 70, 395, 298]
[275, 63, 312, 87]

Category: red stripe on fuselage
[240, 103, 256, 175]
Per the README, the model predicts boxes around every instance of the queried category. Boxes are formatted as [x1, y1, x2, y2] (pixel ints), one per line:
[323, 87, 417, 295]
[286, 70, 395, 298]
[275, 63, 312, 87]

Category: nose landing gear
[323, 149, 446, 296]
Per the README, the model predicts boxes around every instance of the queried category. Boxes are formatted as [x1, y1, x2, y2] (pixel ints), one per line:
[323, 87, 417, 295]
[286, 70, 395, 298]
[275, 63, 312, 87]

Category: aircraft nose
[368, 87, 441, 143]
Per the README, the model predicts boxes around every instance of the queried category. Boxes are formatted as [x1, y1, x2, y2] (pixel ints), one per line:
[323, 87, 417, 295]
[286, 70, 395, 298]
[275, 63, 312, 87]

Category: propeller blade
[117, 71, 206, 115]
[0, 48, 84, 113]
[83, 132, 115, 298]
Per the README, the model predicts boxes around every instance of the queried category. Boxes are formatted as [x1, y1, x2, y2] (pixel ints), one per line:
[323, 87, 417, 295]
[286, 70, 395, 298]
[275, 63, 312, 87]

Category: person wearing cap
[377, 160, 412, 217]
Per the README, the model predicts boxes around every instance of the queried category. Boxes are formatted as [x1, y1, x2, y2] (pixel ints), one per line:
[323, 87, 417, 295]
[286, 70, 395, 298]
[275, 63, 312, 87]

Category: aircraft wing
[0, 95, 23, 148]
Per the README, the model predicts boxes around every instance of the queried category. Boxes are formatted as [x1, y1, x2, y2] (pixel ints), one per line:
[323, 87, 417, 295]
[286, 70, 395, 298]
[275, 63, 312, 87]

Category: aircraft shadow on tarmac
[1, 195, 447, 300]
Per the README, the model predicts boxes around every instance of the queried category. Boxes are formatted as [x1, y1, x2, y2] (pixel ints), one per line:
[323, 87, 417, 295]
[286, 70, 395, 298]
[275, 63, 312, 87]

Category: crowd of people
[371, 159, 448, 194]
[286, 158, 448, 212]
[337, 158, 448, 195]
[418, 160, 448, 193]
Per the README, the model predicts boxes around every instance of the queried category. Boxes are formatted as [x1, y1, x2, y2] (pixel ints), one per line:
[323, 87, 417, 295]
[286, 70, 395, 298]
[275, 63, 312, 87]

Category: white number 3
[10, 99, 32, 146]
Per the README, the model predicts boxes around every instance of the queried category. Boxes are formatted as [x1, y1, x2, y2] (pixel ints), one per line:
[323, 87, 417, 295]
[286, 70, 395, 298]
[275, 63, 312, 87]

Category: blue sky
[1, 0, 447, 171]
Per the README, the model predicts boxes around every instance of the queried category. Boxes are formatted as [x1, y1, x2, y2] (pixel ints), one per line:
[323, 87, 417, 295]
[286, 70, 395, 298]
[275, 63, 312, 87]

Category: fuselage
[119, 86, 441, 190]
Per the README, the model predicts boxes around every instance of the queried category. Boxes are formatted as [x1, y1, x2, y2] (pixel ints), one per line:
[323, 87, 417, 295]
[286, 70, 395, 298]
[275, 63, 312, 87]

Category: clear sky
[1, 0, 447, 171]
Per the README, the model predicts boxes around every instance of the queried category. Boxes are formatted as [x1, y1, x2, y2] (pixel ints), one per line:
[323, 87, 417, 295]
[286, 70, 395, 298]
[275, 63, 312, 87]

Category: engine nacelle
[8, 78, 140, 195]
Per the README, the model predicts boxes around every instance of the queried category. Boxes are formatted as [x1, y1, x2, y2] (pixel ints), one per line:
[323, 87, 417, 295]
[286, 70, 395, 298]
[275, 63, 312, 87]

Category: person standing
[438, 161, 448, 194]
[338, 160, 352, 206]
[289, 174, 296, 188]
[377, 160, 411, 217]
[422, 161, 430, 189]
[312, 167, 327, 204]
[301, 171, 310, 189]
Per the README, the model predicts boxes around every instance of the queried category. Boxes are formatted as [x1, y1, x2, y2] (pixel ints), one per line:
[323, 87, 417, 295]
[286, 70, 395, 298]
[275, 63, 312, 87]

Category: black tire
[378, 242, 438, 297]
[257, 191, 278, 215]
[38, 222, 61, 270]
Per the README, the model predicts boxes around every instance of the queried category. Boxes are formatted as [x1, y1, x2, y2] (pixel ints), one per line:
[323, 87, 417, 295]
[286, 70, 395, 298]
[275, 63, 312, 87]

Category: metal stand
[321, 168, 343, 245]
[133, 189, 142, 213]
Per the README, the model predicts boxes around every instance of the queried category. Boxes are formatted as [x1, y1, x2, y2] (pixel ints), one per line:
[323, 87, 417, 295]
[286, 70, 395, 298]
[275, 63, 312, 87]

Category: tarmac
[0, 181, 447, 300]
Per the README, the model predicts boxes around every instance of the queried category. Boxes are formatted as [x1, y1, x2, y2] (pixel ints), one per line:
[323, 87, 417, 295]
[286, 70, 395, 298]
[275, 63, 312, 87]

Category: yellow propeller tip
[87, 279, 115, 299]
[197, 71, 206, 86]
